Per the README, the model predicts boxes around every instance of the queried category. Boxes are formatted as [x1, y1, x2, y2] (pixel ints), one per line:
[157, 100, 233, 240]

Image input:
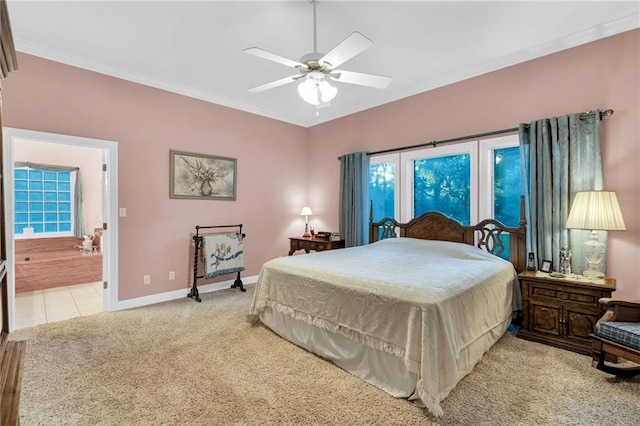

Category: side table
[288, 237, 345, 255]
[517, 270, 616, 355]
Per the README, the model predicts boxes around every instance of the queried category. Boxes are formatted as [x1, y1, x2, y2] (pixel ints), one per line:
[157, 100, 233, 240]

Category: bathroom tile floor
[14, 281, 104, 330]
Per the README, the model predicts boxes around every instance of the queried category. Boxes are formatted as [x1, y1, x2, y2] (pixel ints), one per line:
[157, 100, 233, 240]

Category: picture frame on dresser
[540, 259, 552, 273]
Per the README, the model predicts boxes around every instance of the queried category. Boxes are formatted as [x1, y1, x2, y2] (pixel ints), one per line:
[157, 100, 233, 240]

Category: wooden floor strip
[0, 334, 26, 426]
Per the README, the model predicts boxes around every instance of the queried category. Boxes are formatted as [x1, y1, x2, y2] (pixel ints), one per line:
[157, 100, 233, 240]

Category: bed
[249, 200, 526, 417]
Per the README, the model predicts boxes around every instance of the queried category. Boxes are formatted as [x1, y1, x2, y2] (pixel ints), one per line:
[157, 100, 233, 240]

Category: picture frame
[540, 259, 552, 273]
[169, 150, 237, 200]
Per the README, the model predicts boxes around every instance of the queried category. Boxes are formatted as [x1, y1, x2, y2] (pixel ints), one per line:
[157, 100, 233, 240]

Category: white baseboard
[113, 275, 258, 311]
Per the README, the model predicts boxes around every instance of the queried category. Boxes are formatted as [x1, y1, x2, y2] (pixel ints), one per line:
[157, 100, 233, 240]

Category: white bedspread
[249, 238, 518, 416]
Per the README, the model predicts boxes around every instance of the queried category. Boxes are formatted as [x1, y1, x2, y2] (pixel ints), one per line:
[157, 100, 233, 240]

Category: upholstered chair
[592, 298, 640, 377]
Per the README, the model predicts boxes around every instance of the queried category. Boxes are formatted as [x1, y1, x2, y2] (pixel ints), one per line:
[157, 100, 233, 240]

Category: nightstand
[288, 237, 345, 256]
[517, 270, 616, 355]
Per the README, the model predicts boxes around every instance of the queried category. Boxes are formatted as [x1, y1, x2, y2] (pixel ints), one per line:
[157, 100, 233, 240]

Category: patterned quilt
[201, 233, 244, 279]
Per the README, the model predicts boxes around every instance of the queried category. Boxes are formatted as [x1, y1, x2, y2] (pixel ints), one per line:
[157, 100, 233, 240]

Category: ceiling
[6, 1, 640, 128]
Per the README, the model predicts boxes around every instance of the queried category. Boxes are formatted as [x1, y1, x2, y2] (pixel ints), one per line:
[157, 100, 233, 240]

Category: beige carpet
[11, 285, 640, 425]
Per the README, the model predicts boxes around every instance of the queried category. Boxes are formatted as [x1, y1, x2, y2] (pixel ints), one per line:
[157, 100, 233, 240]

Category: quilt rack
[189, 223, 246, 302]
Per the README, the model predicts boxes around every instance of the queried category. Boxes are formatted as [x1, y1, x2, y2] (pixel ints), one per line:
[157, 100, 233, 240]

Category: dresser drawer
[524, 280, 602, 308]
[290, 239, 302, 250]
[300, 240, 327, 250]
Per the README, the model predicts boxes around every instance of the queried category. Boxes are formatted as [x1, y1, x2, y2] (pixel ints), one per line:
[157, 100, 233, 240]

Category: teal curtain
[15, 162, 86, 238]
[519, 112, 603, 274]
[339, 152, 370, 247]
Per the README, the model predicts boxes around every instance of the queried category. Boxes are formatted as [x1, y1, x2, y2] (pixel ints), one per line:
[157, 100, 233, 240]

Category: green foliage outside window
[414, 154, 471, 225]
[493, 146, 523, 227]
[369, 162, 395, 222]
[493, 146, 523, 260]
[368, 143, 524, 258]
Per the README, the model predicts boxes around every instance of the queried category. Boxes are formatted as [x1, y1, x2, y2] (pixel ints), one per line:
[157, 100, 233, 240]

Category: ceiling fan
[243, 0, 391, 107]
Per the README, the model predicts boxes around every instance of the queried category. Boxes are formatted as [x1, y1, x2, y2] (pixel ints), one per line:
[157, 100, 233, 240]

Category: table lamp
[565, 191, 626, 278]
[300, 207, 313, 237]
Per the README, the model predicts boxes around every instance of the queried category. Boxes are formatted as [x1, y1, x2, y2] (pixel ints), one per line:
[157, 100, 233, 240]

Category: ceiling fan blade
[332, 70, 391, 89]
[320, 32, 373, 69]
[243, 47, 306, 69]
[248, 75, 300, 93]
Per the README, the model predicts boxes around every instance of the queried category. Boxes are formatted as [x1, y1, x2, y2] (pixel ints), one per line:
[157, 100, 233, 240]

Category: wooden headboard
[369, 196, 527, 273]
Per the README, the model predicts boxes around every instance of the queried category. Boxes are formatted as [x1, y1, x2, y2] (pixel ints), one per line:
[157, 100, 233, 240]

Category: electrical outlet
[169, 271, 175, 280]
[143, 275, 150, 285]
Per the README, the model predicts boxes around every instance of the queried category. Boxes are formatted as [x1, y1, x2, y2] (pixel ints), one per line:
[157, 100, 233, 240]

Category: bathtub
[15, 237, 102, 293]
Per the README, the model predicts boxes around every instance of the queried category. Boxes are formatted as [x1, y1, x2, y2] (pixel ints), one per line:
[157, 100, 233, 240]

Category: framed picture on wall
[169, 150, 237, 200]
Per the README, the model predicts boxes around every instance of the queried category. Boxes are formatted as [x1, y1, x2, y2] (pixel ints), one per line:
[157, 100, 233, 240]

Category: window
[479, 136, 524, 259]
[369, 153, 399, 222]
[479, 136, 524, 228]
[402, 141, 477, 224]
[14, 167, 74, 237]
[368, 135, 523, 256]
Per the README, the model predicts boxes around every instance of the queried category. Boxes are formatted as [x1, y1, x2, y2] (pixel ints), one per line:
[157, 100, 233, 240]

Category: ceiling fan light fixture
[318, 80, 337, 103]
[244, 0, 390, 109]
[297, 77, 320, 105]
[297, 72, 337, 106]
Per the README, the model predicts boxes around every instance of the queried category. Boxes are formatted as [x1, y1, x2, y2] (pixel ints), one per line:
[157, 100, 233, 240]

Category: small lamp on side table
[565, 191, 626, 279]
[300, 207, 313, 237]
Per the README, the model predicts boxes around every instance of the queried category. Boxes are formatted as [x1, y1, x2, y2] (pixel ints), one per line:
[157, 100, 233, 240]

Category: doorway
[2, 128, 118, 332]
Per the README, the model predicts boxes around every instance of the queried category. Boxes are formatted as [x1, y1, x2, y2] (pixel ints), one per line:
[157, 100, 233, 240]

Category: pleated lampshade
[565, 191, 626, 231]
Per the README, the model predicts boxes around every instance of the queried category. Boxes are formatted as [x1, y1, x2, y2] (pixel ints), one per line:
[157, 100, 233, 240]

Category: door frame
[2, 127, 118, 332]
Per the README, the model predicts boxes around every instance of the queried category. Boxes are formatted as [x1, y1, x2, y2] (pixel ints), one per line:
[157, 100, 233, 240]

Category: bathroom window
[14, 167, 75, 237]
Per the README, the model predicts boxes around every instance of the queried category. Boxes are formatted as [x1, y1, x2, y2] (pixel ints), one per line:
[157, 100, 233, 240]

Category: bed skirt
[259, 305, 510, 409]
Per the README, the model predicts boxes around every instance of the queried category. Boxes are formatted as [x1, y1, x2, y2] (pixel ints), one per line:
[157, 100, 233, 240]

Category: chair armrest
[598, 298, 640, 323]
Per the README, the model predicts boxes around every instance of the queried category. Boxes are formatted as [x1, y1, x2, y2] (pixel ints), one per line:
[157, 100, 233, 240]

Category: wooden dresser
[517, 270, 616, 355]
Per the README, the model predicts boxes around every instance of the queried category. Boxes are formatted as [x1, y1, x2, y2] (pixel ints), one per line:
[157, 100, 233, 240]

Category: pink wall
[307, 29, 640, 299]
[3, 29, 638, 301]
[3, 53, 308, 300]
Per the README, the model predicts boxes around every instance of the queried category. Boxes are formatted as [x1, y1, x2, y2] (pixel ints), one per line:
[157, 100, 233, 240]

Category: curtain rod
[338, 109, 613, 159]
